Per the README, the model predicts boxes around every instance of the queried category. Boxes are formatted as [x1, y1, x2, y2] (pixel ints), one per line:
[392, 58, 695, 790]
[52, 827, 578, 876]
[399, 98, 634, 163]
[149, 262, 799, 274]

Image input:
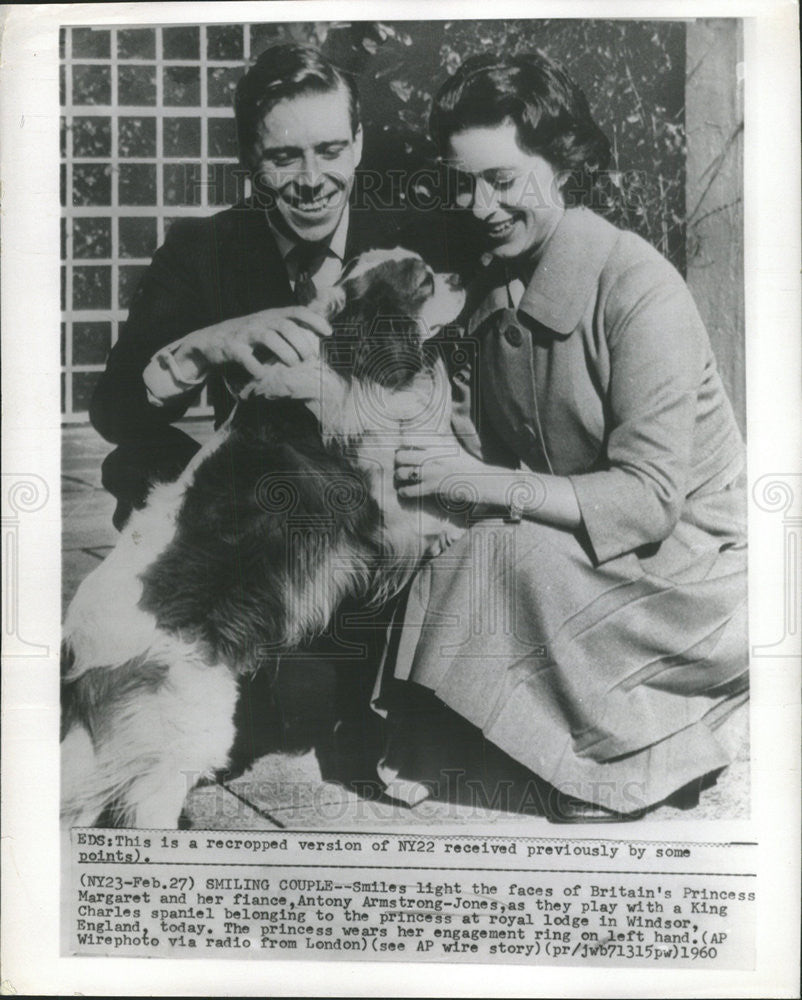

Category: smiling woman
[436, 54, 609, 261]
[447, 134, 566, 258]
[383, 52, 749, 822]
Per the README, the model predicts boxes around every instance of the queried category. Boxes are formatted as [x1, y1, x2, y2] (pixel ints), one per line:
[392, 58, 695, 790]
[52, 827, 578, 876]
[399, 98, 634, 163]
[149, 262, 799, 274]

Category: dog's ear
[311, 285, 346, 321]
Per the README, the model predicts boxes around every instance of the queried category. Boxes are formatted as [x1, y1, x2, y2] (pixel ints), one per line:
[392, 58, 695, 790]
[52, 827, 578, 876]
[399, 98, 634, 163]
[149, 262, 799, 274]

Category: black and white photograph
[1, 2, 799, 995]
[58, 15, 750, 831]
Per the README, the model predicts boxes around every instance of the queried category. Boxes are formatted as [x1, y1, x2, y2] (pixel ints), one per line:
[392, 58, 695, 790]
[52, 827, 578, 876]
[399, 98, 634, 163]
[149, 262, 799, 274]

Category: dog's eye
[417, 271, 435, 294]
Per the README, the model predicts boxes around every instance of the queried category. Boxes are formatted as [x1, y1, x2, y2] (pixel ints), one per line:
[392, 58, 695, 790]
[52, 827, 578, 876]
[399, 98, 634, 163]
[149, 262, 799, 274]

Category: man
[92, 43, 401, 524]
[90, 42, 404, 786]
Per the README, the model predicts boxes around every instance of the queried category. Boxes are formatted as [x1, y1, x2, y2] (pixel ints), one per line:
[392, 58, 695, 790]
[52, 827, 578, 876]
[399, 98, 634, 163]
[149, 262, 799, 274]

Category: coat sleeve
[89, 219, 210, 444]
[568, 248, 708, 564]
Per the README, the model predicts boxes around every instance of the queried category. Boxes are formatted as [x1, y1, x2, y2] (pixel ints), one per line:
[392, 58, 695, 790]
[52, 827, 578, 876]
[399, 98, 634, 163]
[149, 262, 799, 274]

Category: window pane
[72, 116, 111, 157]
[73, 164, 112, 206]
[208, 116, 237, 158]
[118, 116, 156, 157]
[162, 26, 199, 60]
[207, 25, 243, 60]
[72, 217, 112, 258]
[61, 217, 67, 260]
[117, 28, 156, 59]
[72, 371, 103, 413]
[164, 66, 200, 106]
[61, 322, 66, 366]
[163, 117, 201, 157]
[118, 65, 157, 105]
[72, 65, 111, 105]
[72, 27, 110, 59]
[73, 266, 111, 309]
[119, 217, 158, 258]
[207, 66, 240, 107]
[164, 163, 201, 206]
[119, 163, 157, 205]
[119, 266, 148, 309]
[73, 321, 111, 364]
[208, 163, 245, 206]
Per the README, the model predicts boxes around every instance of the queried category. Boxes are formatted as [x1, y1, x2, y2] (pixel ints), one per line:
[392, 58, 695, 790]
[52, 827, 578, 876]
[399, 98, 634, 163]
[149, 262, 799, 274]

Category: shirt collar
[467, 208, 619, 338]
[268, 207, 350, 265]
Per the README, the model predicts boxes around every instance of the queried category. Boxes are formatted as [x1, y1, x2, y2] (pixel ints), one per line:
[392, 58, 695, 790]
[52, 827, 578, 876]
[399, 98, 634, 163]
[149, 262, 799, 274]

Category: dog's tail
[61, 640, 240, 830]
[60, 648, 173, 828]
[60, 723, 116, 829]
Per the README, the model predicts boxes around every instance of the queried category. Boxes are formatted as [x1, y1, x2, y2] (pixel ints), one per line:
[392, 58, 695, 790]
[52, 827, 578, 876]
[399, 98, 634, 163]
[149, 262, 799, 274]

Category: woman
[381, 53, 748, 821]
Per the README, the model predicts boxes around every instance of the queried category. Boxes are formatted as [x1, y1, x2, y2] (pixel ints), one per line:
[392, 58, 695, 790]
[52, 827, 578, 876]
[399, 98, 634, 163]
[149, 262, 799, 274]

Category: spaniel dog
[61, 248, 466, 830]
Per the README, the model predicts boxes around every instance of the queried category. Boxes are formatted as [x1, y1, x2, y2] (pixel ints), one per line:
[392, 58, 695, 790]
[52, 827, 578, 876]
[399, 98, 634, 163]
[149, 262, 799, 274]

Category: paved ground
[63, 421, 749, 830]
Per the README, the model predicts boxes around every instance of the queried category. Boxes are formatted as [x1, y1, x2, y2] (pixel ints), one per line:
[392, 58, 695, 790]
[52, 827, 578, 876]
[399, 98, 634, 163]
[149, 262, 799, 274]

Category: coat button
[504, 324, 523, 347]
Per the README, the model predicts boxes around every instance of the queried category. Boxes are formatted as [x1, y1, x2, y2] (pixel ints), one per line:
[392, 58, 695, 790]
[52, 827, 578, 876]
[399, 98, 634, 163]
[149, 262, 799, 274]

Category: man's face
[252, 86, 363, 243]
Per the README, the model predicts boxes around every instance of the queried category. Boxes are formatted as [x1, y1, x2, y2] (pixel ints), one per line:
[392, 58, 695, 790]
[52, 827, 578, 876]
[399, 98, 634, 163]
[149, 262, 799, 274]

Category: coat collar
[468, 208, 620, 337]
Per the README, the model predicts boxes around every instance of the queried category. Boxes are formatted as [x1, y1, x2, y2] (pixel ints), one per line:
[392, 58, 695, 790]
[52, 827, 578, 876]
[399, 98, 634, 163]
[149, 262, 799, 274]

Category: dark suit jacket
[91, 196, 411, 511]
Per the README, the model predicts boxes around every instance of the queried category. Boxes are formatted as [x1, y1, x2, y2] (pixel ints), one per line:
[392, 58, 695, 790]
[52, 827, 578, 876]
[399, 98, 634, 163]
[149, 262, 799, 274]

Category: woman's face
[446, 119, 566, 259]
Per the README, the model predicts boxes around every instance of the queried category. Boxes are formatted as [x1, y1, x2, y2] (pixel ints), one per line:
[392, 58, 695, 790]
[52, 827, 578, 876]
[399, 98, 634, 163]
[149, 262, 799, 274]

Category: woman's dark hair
[235, 43, 360, 168]
[430, 52, 610, 195]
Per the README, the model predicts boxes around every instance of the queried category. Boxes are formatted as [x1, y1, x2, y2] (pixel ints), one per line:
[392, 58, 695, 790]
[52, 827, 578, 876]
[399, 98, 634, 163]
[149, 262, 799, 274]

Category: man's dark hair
[430, 52, 610, 180]
[235, 43, 360, 169]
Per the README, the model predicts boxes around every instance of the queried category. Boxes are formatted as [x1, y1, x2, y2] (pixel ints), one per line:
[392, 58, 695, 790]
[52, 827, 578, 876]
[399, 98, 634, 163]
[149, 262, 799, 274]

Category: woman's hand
[395, 442, 583, 530]
[394, 441, 493, 504]
[174, 306, 332, 380]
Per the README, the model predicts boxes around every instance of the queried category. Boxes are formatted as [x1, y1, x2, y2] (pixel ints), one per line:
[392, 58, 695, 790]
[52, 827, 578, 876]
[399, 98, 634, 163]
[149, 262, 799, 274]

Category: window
[60, 23, 256, 420]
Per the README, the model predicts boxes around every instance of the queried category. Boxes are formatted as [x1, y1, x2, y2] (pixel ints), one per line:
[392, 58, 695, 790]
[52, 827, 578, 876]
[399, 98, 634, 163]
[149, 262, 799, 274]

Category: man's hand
[243, 358, 328, 402]
[175, 306, 332, 380]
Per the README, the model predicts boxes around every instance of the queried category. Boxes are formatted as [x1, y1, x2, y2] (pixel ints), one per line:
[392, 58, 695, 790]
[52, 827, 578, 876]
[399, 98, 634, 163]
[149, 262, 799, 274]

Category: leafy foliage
[251, 19, 687, 270]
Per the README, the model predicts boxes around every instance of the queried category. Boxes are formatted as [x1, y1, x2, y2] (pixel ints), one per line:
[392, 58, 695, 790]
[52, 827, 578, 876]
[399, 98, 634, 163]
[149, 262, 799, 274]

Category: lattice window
[59, 23, 257, 421]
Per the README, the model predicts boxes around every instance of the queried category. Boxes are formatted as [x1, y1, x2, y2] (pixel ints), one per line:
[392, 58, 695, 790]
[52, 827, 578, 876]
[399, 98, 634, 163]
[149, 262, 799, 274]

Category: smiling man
[249, 84, 362, 245]
[88, 43, 403, 788]
[91, 44, 387, 523]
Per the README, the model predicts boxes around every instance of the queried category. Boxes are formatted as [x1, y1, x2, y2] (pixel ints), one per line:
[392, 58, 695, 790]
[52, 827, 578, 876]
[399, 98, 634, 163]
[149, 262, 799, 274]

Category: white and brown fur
[61, 249, 465, 829]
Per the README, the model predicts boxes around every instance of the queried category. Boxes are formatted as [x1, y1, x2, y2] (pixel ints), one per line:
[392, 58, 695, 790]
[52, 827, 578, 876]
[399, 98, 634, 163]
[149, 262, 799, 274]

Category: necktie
[291, 244, 326, 306]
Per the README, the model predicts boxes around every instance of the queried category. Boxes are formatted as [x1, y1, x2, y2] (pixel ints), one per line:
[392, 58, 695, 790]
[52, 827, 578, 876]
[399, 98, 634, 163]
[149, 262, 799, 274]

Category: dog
[61, 248, 466, 830]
